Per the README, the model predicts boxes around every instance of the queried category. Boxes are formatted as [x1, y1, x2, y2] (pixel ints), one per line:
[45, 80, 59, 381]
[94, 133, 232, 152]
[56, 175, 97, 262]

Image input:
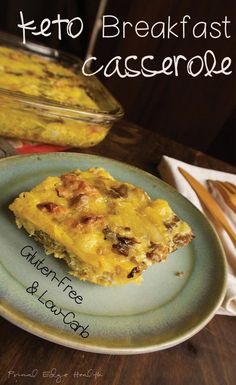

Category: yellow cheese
[0, 46, 109, 147]
[9, 167, 194, 286]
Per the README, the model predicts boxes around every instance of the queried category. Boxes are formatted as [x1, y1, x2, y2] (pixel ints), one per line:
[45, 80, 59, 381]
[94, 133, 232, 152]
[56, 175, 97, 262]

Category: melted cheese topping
[0, 46, 97, 108]
[0, 46, 109, 147]
[9, 168, 193, 286]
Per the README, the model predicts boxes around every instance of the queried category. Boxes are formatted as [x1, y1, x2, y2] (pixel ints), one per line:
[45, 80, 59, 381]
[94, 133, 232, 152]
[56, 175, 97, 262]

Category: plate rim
[0, 152, 227, 354]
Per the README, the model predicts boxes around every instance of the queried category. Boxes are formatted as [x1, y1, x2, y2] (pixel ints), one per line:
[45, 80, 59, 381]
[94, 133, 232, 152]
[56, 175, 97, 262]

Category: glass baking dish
[0, 32, 123, 148]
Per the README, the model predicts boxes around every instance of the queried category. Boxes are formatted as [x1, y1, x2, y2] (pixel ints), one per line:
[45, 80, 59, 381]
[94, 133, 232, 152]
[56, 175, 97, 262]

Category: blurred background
[0, 0, 235, 165]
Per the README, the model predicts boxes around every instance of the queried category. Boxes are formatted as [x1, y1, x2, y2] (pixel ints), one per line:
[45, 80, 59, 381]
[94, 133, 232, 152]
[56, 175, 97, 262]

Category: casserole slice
[9, 168, 194, 286]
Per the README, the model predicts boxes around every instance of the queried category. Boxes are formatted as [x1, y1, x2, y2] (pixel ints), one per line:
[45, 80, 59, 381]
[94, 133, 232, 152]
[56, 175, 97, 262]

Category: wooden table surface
[1, 120, 236, 385]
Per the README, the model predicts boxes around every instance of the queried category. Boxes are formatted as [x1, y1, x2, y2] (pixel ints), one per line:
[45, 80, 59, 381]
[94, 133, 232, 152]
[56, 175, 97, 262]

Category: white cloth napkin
[158, 155, 236, 316]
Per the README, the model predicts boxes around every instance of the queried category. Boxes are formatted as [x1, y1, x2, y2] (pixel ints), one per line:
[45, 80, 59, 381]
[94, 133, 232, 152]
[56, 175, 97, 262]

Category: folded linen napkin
[158, 155, 236, 316]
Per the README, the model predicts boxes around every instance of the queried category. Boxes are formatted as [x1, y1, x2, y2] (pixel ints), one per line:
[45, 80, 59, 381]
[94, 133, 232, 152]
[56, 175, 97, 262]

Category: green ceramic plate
[0, 153, 226, 354]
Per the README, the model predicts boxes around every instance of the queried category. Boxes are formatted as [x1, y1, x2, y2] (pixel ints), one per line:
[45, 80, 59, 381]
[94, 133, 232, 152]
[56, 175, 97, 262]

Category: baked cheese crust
[0, 46, 97, 108]
[0, 46, 109, 147]
[9, 168, 194, 286]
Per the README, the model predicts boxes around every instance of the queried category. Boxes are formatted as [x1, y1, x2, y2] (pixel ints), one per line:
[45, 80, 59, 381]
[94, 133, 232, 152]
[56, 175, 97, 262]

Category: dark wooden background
[0, 0, 235, 165]
[94, 0, 236, 165]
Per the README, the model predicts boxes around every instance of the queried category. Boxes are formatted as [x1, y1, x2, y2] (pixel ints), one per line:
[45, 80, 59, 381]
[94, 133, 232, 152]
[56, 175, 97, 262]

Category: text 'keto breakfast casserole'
[9, 168, 194, 286]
